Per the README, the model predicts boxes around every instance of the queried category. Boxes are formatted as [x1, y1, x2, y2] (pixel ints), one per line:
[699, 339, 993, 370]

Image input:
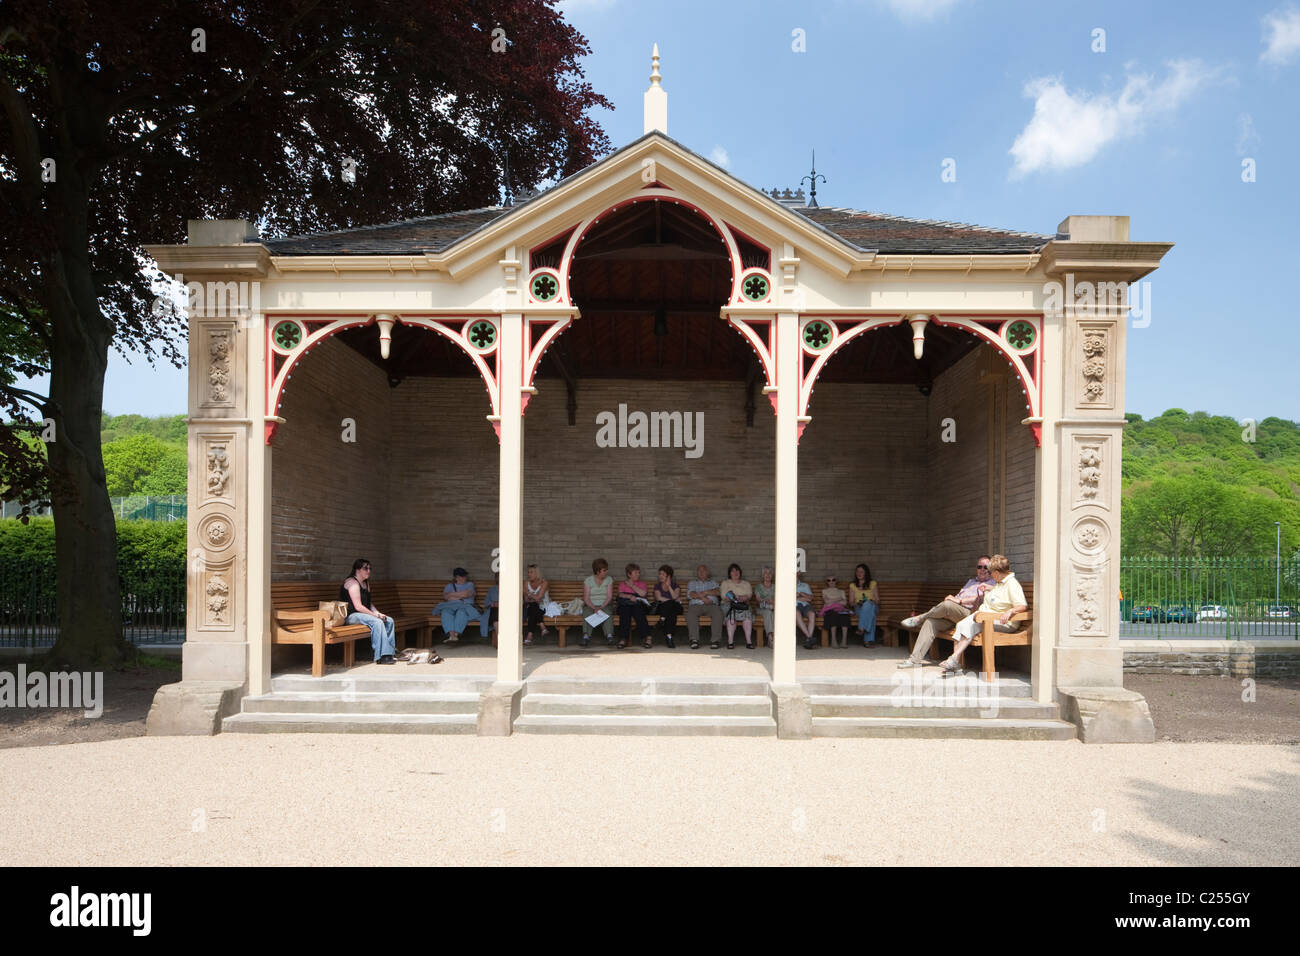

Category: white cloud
[882, 0, 962, 19]
[1008, 60, 1223, 177]
[1261, 5, 1300, 64]
[708, 145, 730, 169]
[1236, 113, 1260, 155]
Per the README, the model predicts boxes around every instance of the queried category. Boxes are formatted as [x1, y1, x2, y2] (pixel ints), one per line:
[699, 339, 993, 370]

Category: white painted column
[772, 311, 801, 686]
[496, 312, 524, 684]
[246, 311, 272, 696]
[1030, 307, 1063, 705]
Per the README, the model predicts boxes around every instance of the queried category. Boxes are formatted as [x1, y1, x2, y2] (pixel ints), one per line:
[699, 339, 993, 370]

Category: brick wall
[271, 337, 392, 580]
[270, 340, 1037, 588]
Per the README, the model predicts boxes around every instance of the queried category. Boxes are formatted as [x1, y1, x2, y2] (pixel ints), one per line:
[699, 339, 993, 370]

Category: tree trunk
[43, 179, 133, 669]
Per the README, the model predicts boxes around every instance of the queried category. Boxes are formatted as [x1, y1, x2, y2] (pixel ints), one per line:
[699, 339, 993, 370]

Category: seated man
[939, 554, 1026, 674]
[684, 564, 721, 650]
[896, 555, 993, 668]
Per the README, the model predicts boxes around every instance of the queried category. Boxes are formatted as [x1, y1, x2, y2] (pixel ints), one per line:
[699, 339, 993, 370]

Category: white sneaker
[896, 659, 923, 668]
[901, 616, 922, 629]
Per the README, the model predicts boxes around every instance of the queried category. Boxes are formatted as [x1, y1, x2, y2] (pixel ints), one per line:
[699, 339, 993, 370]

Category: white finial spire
[644, 43, 667, 135]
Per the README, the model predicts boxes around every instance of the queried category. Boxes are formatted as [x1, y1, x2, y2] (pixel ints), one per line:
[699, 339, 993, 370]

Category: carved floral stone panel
[1075, 322, 1115, 410]
[200, 322, 238, 410]
[1071, 435, 1111, 511]
[199, 556, 236, 631]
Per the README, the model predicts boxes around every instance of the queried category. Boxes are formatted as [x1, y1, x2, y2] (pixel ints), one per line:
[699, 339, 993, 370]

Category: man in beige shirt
[941, 554, 1027, 674]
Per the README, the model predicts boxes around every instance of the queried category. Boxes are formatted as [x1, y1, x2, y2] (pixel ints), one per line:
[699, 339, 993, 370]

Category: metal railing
[1, 496, 186, 522]
[1120, 556, 1299, 640]
[0, 561, 186, 648]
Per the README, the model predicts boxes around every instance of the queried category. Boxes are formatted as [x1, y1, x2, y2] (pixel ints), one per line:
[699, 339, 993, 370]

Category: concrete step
[520, 693, 772, 717]
[811, 695, 1059, 720]
[811, 716, 1077, 740]
[800, 675, 1034, 698]
[271, 674, 494, 695]
[513, 714, 777, 736]
[242, 691, 481, 715]
[523, 676, 772, 696]
[222, 712, 479, 734]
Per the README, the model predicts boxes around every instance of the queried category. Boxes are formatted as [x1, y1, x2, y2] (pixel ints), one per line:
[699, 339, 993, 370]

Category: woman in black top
[341, 557, 397, 664]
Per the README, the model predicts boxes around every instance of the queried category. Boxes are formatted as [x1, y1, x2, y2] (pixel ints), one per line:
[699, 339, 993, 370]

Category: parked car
[1165, 605, 1197, 623]
[1130, 605, 1166, 623]
[1265, 605, 1295, 619]
[1197, 605, 1227, 621]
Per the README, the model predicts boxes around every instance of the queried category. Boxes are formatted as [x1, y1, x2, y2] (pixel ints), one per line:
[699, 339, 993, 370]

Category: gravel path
[1, 734, 1295, 866]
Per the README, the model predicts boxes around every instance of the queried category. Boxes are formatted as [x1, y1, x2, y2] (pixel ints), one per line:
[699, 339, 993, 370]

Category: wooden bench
[902, 581, 1035, 681]
[392, 579, 494, 646]
[270, 581, 435, 677]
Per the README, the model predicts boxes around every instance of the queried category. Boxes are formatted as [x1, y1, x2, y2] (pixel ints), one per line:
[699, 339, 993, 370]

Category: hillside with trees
[1122, 410, 1299, 557]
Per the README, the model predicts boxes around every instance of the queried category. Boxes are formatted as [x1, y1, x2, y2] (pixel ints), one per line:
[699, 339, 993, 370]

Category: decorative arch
[264, 313, 502, 443]
[797, 312, 1044, 445]
[519, 191, 780, 402]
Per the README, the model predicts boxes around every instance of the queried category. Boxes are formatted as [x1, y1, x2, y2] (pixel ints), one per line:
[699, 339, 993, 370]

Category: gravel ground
[0, 734, 1295, 866]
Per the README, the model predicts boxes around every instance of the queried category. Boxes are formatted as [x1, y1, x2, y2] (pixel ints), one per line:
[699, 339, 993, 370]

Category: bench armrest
[274, 608, 329, 623]
[975, 610, 1030, 622]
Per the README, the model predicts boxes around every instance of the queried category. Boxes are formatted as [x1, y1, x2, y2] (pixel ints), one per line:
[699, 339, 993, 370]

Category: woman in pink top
[617, 563, 652, 649]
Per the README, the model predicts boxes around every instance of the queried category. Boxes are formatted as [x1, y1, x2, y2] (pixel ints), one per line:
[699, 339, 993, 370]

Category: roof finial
[800, 149, 826, 208]
[644, 43, 668, 135]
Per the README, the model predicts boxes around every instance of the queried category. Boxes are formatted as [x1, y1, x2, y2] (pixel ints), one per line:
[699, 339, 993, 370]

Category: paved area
[0, 734, 1295, 866]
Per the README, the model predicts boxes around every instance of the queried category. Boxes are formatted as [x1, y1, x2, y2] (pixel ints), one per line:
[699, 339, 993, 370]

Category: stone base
[1057, 686, 1155, 744]
[146, 680, 245, 736]
[770, 682, 811, 740]
[478, 681, 524, 736]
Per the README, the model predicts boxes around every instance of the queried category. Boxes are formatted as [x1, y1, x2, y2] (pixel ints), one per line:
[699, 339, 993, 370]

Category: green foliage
[102, 433, 186, 496]
[100, 413, 187, 446]
[1123, 410, 1300, 557]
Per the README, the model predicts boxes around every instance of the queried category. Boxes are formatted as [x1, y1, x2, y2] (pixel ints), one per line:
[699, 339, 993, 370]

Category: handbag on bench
[318, 601, 349, 627]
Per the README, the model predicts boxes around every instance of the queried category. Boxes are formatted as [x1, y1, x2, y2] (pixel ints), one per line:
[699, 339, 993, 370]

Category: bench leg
[396, 629, 406, 653]
[312, 635, 325, 678]
[344, 640, 356, 669]
[982, 638, 995, 683]
[820, 626, 829, 648]
[557, 626, 566, 649]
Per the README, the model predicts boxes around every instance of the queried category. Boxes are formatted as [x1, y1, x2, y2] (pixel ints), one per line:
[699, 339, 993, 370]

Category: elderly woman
[581, 558, 616, 648]
[821, 575, 850, 648]
[755, 566, 776, 643]
[341, 557, 398, 664]
[438, 567, 476, 644]
[941, 554, 1027, 674]
[718, 563, 755, 650]
[795, 571, 817, 649]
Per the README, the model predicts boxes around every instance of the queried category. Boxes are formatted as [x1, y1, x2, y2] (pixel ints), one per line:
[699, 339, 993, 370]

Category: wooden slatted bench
[392, 579, 490, 645]
[270, 581, 434, 676]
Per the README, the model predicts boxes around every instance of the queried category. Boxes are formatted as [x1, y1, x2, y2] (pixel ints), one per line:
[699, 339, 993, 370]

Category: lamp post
[1277, 521, 1283, 611]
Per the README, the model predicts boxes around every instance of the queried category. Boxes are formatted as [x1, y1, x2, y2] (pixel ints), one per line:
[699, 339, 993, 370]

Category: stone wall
[1122, 641, 1300, 678]
[270, 339, 1037, 587]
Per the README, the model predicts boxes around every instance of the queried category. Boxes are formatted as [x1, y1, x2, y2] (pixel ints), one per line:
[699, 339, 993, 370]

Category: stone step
[271, 674, 495, 695]
[523, 677, 773, 696]
[811, 695, 1059, 720]
[520, 693, 772, 717]
[242, 691, 482, 715]
[811, 716, 1077, 740]
[222, 712, 478, 734]
[513, 714, 777, 736]
[800, 675, 1034, 698]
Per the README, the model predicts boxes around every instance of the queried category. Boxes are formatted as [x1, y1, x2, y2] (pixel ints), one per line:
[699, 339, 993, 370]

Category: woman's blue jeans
[856, 600, 878, 642]
[347, 612, 395, 660]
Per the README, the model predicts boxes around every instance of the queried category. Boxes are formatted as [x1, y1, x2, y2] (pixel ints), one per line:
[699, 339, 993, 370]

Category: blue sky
[83, 0, 1300, 420]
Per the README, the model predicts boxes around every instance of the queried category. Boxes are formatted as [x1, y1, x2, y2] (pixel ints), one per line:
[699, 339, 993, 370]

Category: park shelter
[146, 50, 1172, 739]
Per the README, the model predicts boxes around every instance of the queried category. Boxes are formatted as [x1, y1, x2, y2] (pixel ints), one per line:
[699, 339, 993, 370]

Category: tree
[102, 434, 185, 497]
[0, 2, 610, 666]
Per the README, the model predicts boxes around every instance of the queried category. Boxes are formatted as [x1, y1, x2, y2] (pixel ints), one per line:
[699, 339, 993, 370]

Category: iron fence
[1120, 556, 1299, 639]
[1, 496, 186, 522]
[0, 560, 186, 648]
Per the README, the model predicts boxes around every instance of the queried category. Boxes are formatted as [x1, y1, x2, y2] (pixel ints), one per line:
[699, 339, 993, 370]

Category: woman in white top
[942, 554, 1027, 674]
[523, 563, 549, 645]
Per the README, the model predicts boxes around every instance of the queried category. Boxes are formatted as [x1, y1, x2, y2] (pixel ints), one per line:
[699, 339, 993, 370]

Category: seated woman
[795, 571, 817, 649]
[850, 562, 880, 646]
[523, 564, 550, 646]
[941, 554, 1027, 674]
[340, 557, 403, 665]
[718, 563, 755, 650]
[821, 574, 850, 648]
[438, 567, 476, 644]
[581, 558, 616, 647]
[617, 563, 652, 649]
[654, 565, 682, 648]
[755, 566, 775, 642]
